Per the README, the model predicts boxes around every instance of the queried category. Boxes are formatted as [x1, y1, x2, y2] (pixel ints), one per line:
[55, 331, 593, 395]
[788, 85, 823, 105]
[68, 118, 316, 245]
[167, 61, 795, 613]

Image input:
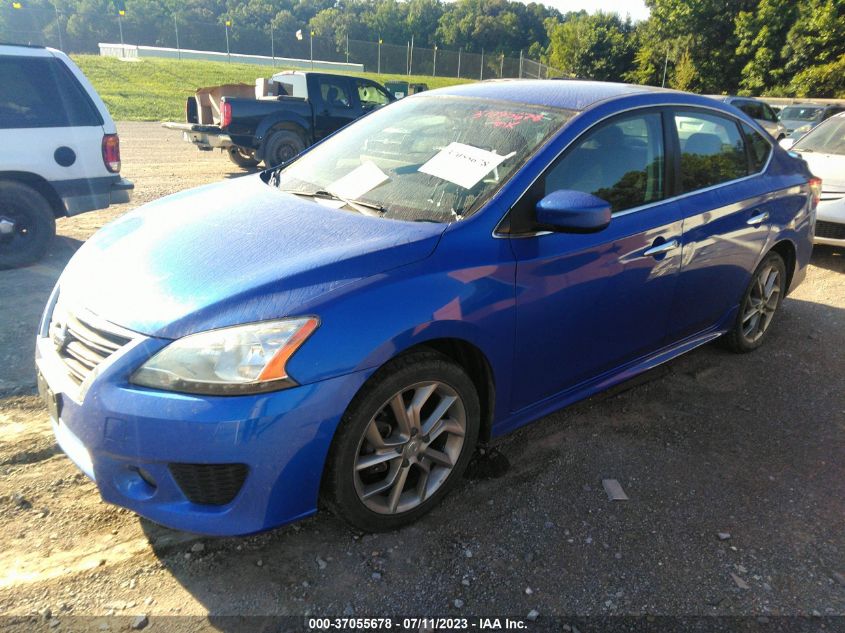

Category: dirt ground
[1, 122, 844, 630]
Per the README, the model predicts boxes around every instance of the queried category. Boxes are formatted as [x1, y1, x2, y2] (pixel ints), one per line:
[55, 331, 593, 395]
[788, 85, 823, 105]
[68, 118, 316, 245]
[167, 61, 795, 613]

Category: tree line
[4, 0, 844, 97]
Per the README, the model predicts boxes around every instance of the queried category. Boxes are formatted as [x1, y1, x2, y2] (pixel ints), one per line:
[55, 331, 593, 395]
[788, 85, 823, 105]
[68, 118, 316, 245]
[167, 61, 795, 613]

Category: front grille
[169, 463, 249, 506]
[816, 220, 845, 240]
[49, 309, 132, 385]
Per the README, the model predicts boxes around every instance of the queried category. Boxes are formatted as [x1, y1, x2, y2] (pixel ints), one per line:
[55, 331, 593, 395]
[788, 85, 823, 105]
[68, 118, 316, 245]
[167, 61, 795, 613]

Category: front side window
[674, 111, 747, 192]
[543, 112, 665, 214]
[318, 78, 351, 109]
[737, 101, 763, 120]
[0, 56, 101, 129]
[272, 96, 573, 222]
[356, 80, 391, 110]
[761, 103, 779, 123]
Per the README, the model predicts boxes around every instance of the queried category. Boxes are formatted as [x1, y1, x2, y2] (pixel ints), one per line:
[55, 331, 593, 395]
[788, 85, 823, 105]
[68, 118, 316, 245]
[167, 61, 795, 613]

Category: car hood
[58, 176, 446, 338]
[796, 152, 845, 189]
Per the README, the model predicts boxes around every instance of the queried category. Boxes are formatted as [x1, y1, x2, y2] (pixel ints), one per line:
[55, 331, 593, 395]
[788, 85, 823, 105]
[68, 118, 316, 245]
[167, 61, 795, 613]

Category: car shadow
[0, 236, 82, 395]
[810, 244, 844, 272]
[135, 294, 845, 623]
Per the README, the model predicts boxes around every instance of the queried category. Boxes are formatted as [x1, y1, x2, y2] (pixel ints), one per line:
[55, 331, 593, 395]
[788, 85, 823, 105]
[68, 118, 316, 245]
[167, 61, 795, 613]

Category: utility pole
[433, 44, 437, 77]
[519, 50, 523, 78]
[480, 48, 484, 80]
[174, 17, 180, 60]
[500, 52, 504, 78]
[310, 30, 314, 69]
[408, 34, 414, 76]
[377, 37, 382, 75]
[270, 26, 274, 67]
[661, 47, 669, 88]
[52, 3, 64, 50]
[345, 33, 349, 63]
[225, 19, 231, 62]
[457, 47, 461, 78]
[118, 11, 124, 51]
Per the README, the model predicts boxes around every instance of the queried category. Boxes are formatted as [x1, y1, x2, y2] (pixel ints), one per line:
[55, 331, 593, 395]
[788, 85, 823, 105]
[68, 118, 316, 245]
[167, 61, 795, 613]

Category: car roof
[0, 43, 53, 57]
[428, 79, 672, 112]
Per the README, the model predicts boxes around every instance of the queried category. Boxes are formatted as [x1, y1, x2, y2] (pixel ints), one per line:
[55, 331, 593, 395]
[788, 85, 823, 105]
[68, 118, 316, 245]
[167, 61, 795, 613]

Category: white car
[0, 44, 133, 268]
[782, 112, 845, 247]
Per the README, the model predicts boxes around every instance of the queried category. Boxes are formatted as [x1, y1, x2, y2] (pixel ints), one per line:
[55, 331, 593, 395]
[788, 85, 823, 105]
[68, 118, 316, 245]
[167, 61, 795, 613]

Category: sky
[533, 0, 651, 22]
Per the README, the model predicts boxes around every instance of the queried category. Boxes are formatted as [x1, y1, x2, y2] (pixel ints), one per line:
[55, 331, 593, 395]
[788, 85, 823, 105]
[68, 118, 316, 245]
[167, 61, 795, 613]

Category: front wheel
[0, 181, 56, 269]
[226, 146, 259, 168]
[322, 350, 480, 532]
[722, 251, 787, 352]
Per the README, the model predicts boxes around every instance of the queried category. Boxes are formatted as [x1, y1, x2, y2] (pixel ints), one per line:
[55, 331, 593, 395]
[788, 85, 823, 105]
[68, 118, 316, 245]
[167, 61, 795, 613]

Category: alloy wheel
[741, 264, 781, 343]
[353, 381, 466, 515]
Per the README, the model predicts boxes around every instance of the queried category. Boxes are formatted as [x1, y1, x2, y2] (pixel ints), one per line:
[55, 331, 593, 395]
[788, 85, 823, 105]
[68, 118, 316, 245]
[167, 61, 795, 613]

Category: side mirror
[535, 190, 611, 233]
[779, 137, 796, 150]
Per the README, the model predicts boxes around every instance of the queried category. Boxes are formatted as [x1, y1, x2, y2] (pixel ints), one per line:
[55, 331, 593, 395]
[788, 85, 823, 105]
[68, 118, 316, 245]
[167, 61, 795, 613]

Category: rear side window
[317, 77, 352, 109]
[674, 111, 747, 192]
[0, 55, 102, 129]
[737, 101, 763, 120]
[543, 112, 665, 214]
[741, 123, 772, 172]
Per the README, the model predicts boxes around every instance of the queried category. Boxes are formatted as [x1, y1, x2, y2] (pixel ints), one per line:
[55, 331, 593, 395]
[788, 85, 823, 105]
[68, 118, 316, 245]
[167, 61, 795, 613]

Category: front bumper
[53, 176, 134, 216]
[814, 194, 845, 247]
[36, 328, 370, 536]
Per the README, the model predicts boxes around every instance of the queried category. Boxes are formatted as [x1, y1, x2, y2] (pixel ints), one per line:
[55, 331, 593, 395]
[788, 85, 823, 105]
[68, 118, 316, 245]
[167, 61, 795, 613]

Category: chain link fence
[0, 4, 564, 80]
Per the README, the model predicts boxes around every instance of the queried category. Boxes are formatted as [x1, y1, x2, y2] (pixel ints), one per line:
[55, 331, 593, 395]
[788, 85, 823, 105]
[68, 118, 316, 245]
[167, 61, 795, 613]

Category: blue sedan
[36, 81, 819, 535]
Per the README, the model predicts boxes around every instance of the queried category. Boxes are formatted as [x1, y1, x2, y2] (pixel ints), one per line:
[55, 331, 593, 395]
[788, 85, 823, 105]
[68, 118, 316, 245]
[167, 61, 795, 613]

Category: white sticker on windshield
[419, 142, 516, 189]
[327, 161, 389, 200]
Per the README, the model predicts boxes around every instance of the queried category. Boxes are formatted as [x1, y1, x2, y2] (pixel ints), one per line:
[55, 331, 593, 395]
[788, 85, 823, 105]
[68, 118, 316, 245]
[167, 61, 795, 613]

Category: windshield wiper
[279, 189, 387, 215]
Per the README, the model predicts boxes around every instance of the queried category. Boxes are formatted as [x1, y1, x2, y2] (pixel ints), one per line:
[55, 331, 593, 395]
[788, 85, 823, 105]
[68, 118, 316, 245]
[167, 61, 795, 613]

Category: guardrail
[98, 43, 365, 73]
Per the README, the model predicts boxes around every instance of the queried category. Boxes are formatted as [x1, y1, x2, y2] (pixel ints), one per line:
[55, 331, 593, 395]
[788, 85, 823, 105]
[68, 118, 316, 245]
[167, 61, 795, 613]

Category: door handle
[747, 211, 769, 226]
[643, 239, 680, 258]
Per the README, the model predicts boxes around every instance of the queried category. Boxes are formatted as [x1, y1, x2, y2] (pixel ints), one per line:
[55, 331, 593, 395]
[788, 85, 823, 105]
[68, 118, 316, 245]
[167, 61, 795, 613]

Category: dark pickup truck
[163, 71, 394, 168]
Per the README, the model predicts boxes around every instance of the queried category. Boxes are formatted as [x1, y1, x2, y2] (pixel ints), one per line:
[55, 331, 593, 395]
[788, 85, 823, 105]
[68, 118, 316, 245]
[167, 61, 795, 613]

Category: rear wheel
[0, 181, 56, 270]
[322, 350, 480, 532]
[722, 251, 787, 352]
[226, 146, 259, 168]
[262, 130, 305, 168]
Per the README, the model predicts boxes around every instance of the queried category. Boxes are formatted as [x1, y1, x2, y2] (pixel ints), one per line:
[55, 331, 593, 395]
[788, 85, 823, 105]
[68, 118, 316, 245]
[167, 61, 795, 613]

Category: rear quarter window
[0, 55, 102, 129]
[741, 123, 772, 172]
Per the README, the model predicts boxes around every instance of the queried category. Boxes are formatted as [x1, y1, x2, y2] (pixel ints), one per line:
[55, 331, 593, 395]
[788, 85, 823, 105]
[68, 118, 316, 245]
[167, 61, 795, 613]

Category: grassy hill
[72, 55, 472, 121]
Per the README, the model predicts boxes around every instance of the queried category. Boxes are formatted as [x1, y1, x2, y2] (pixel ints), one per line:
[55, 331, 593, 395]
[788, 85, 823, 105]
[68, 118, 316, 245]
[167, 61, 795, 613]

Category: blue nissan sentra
[36, 80, 818, 535]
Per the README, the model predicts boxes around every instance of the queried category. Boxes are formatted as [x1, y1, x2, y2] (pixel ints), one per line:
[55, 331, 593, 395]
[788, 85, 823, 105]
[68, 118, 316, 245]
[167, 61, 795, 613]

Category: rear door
[0, 51, 108, 189]
[311, 75, 358, 140]
[666, 108, 773, 342]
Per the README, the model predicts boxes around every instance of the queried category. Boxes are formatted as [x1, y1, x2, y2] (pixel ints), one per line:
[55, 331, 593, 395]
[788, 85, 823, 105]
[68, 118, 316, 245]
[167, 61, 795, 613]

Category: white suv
[0, 44, 133, 268]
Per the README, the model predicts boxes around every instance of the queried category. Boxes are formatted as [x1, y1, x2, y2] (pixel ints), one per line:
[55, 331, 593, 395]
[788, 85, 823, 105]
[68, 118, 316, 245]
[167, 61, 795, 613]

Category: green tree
[545, 11, 635, 81]
[783, 0, 845, 79]
[670, 48, 696, 91]
[734, 0, 799, 94]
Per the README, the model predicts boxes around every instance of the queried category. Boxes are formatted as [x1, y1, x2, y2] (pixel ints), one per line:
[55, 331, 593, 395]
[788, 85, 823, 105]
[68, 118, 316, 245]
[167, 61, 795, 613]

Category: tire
[322, 350, 481, 532]
[722, 251, 787, 353]
[226, 146, 259, 168]
[0, 181, 56, 270]
[261, 130, 305, 168]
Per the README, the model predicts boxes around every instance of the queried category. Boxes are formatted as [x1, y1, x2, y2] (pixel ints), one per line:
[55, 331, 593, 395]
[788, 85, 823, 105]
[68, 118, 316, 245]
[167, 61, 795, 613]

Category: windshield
[780, 106, 823, 122]
[794, 117, 845, 155]
[270, 95, 574, 222]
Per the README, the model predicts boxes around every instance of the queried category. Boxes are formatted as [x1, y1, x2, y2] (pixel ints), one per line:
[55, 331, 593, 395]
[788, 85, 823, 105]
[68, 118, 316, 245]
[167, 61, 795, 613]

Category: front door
[508, 110, 683, 411]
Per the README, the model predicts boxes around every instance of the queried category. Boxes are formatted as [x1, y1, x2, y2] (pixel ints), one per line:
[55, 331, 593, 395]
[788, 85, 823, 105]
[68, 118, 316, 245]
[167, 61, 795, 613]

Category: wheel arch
[0, 172, 64, 217]
[770, 238, 797, 292]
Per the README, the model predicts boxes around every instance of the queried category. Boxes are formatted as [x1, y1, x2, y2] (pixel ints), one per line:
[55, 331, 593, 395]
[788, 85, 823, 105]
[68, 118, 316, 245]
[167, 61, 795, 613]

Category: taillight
[221, 100, 232, 129]
[809, 177, 822, 208]
[102, 134, 121, 173]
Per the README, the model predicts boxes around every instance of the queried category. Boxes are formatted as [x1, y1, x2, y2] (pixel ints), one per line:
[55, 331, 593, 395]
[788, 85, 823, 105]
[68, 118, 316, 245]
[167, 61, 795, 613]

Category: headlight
[131, 317, 319, 395]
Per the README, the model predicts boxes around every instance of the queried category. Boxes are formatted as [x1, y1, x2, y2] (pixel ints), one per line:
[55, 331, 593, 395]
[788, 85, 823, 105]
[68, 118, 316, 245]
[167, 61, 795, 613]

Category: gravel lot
[0, 122, 844, 630]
